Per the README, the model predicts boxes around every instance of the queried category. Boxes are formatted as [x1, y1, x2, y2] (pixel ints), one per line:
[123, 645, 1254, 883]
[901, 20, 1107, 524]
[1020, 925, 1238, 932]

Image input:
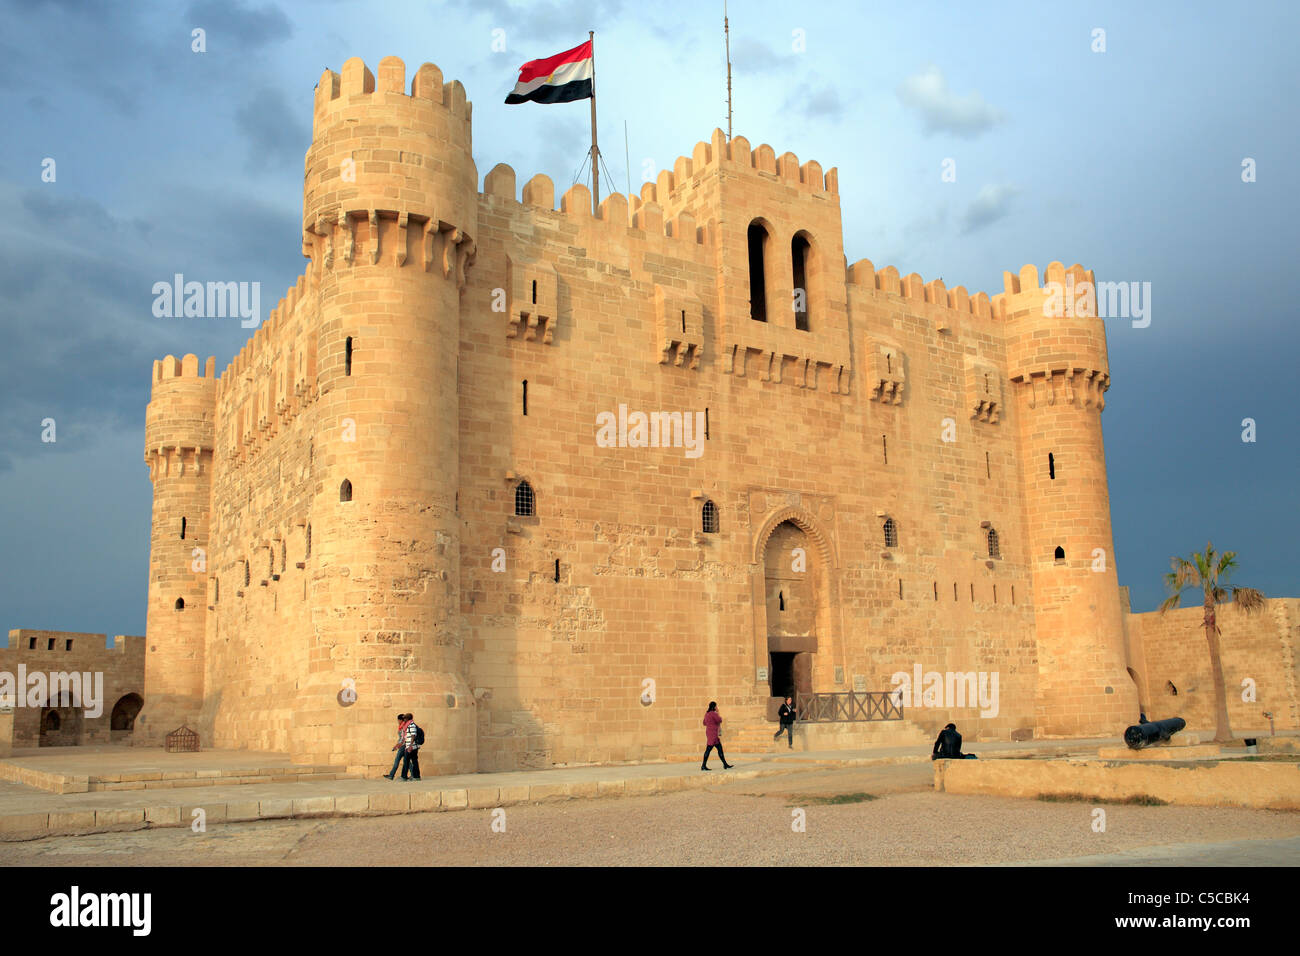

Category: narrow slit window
[531, 279, 537, 304]
[554, 558, 560, 582]
[1048, 453, 1056, 480]
[993, 584, 997, 603]
[522, 380, 528, 416]
[779, 591, 785, 611]
[985, 451, 990, 478]
[345, 336, 353, 376]
[953, 582, 958, 601]
[306, 525, 311, 560]
[970, 583, 975, 601]
[1011, 585, 1016, 605]
[933, 581, 938, 601]
[180, 517, 186, 539]
[747, 221, 768, 322]
[705, 407, 710, 440]
[681, 309, 686, 334]
[897, 578, 903, 599]
[883, 435, 888, 464]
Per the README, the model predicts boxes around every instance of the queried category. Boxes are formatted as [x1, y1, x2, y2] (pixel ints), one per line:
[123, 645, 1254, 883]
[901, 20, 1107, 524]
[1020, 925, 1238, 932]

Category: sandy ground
[2, 763, 1296, 866]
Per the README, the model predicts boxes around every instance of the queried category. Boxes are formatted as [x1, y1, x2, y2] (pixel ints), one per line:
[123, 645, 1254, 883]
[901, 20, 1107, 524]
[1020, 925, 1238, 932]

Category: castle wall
[459, 135, 1045, 770]
[125, 54, 1220, 772]
[0, 631, 144, 751]
[1126, 599, 1299, 733]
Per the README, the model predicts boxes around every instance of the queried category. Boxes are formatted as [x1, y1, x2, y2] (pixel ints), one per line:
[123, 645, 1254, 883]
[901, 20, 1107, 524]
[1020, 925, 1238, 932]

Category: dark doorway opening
[769, 652, 795, 699]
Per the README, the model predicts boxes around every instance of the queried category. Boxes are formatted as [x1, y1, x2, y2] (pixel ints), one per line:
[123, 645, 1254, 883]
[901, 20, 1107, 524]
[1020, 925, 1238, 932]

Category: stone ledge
[935, 757, 1300, 810]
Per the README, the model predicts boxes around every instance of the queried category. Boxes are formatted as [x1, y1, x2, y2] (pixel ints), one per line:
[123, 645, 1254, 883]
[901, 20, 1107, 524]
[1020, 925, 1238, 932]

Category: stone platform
[0, 745, 356, 794]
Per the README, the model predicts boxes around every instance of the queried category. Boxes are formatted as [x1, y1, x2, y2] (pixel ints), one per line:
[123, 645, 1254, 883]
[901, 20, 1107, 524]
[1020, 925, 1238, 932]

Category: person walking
[383, 713, 411, 779]
[401, 713, 424, 780]
[701, 701, 733, 771]
[773, 695, 796, 749]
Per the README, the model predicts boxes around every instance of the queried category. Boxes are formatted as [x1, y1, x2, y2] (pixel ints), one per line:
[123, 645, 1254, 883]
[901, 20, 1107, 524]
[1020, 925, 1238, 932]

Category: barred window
[515, 480, 535, 517]
[883, 517, 898, 548]
[702, 500, 719, 534]
[986, 527, 1001, 560]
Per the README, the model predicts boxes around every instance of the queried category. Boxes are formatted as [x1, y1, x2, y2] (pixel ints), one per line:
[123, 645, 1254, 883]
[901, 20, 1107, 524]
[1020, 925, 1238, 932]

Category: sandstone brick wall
[1125, 598, 1299, 733]
[0, 631, 144, 750]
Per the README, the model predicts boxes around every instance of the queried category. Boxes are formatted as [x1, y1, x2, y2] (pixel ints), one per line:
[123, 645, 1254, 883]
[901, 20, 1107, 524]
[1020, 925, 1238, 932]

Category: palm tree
[1158, 542, 1266, 743]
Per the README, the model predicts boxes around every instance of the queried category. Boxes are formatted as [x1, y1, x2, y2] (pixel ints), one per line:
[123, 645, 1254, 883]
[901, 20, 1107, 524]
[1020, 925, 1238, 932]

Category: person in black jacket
[931, 722, 976, 759]
[773, 696, 796, 748]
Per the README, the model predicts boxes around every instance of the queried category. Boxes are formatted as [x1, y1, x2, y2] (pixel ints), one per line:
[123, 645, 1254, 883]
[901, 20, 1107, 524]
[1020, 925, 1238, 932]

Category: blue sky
[0, 0, 1296, 641]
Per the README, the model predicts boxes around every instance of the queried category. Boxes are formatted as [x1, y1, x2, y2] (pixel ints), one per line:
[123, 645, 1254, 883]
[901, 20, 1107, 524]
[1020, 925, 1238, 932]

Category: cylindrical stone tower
[294, 56, 477, 773]
[1005, 262, 1139, 737]
[136, 353, 216, 743]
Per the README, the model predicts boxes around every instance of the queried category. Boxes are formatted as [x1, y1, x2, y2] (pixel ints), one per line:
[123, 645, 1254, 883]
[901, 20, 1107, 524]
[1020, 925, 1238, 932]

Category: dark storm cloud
[185, 0, 292, 49]
[236, 86, 311, 168]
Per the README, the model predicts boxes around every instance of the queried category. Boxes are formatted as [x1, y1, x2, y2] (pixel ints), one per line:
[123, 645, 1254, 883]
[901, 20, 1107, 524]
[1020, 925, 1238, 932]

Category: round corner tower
[136, 353, 217, 743]
[1004, 262, 1139, 737]
[296, 55, 478, 773]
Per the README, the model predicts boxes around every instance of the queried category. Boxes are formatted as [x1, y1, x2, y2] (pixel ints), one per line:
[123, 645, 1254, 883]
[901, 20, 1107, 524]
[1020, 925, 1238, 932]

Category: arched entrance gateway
[752, 507, 844, 719]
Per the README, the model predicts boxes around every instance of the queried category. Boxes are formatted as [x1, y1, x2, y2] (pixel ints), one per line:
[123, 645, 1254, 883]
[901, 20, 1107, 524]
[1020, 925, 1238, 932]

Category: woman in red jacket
[701, 701, 733, 771]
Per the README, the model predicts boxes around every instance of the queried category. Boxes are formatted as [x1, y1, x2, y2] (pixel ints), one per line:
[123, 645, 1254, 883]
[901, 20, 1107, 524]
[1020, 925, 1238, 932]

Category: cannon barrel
[1123, 716, 1186, 750]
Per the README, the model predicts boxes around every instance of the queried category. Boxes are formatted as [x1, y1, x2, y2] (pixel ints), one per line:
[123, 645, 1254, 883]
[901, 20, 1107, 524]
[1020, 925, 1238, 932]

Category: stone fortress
[54, 54, 1287, 774]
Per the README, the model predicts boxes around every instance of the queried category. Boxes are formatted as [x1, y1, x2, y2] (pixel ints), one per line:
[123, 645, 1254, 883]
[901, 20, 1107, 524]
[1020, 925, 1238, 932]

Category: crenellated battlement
[644, 128, 838, 204]
[312, 56, 471, 137]
[480, 164, 712, 254]
[846, 258, 1007, 330]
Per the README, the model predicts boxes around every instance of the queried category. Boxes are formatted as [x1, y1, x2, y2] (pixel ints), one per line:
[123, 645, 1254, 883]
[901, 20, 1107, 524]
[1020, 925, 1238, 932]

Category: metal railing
[796, 691, 903, 722]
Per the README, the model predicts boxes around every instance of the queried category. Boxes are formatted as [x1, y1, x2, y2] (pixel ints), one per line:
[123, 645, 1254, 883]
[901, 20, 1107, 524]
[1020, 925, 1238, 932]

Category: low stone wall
[934, 757, 1300, 810]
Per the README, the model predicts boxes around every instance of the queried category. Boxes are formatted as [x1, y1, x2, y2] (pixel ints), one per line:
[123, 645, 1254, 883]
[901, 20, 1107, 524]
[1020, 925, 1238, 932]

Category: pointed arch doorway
[761, 518, 823, 718]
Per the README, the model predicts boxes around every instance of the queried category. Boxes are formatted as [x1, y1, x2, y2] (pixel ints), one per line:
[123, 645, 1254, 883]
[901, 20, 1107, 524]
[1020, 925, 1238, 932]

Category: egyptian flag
[504, 40, 593, 104]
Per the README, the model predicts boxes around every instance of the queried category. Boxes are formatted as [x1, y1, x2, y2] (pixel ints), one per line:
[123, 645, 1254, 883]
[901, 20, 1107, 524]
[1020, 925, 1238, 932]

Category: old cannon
[1123, 716, 1186, 750]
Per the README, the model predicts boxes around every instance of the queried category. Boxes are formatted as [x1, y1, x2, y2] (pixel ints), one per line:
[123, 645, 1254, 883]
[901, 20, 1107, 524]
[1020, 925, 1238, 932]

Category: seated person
[931, 722, 976, 759]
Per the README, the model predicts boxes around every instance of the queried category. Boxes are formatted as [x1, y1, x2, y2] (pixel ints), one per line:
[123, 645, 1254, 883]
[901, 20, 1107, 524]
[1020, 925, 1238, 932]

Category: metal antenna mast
[724, 1, 733, 140]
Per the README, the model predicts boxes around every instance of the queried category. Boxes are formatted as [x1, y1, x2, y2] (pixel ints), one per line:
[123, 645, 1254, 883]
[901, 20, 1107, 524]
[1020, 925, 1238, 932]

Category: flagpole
[589, 30, 600, 214]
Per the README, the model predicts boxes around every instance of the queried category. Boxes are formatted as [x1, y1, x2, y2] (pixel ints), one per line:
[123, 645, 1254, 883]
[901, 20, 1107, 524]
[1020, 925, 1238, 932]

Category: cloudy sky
[0, 0, 1295, 642]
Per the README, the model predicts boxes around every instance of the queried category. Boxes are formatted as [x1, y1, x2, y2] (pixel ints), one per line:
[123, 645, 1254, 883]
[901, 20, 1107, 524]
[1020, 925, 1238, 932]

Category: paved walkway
[0, 736, 1116, 837]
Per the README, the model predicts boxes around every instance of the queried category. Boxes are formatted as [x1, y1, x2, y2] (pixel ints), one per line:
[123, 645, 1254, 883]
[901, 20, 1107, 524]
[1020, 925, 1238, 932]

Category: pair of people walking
[383, 712, 424, 780]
